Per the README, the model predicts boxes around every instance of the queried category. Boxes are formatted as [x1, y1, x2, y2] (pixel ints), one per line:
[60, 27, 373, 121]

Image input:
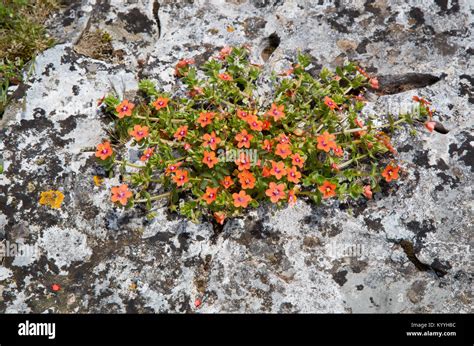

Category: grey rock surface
[0, 0, 472, 313]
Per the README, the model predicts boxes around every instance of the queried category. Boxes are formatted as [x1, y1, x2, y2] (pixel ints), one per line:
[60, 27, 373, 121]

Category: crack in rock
[377, 73, 445, 95]
[152, 0, 161, 39]
[261, 32, 280, 62]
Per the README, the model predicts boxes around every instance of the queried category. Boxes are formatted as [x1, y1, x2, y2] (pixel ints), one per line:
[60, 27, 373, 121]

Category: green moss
[0, 0, 59, 116]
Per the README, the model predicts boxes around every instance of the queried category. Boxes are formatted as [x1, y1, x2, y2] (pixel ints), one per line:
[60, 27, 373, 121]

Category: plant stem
[134, 115, 160, 122]
[189, 177, 212, 182]
[164, 157, 186, 164]
[338, 154, 368, 169]
[115, 160, 144, 168]
[334, 118, 406, 135]
[314, 124, 324, 134]
[135, 114, 186, 123]
[149, 138, 177, 146]
[135, 191, 171, 203]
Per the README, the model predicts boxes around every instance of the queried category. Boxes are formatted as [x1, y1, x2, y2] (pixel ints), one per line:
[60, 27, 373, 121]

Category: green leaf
[249, 200, 259, 208]
[104, 95, 120, 108]
[138, 79, 158, 97]
[297, 53, 311, 68]
[311, 192, 322, 204]
[320, 67, 331, 81]
[349, 184, 363, 199]
[146, 212, 157, 220]
[302, 177, 313, 187]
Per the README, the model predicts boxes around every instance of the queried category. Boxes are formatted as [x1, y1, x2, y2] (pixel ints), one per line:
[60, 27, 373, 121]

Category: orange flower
[265, 182, 286, 203]
[95, 141, 113, 160]
[318, 181, 337, 199]
[140, 147, 155, 161]
[262, 120, 271, 130]
[111, 184, 133, 206]
[218, 46, 232, 60]
[324, 96, 338, 110]
[220, 176, 234, 189]
[262, 165, 272, 177]
[197, 112, 215, 128]
[425, 121, 436, 133]
[129, 125, 149, 141]
[356, 66, 369, 78]
[331, 163, 340, 171]
[369, 78, 379, 89]
[316, 131, 337, 152]
[412, 96, 431, 106]
[235, 129, 253, 149]
[218, 73, 233, 81]
[236, 108, 251, 121]
[174, 125, 188, 140]
[189, 86, 204, 98]
[288, 189, 297, 206]
[175, 58, 194, 77]
[247, 115, 263, 131]
[202, 186, 219, 204]
[266, 103, 285, 121]
[152, 97, 169, 111]
[375, 132, 397, 155]
[238, 170, 256, 189]
[291, 153, 305, 168]
[202, 131, 221, 150]
[214, 211, 226, 225]
[277, 133, 290, 144]
[287, 166, 301, 184]
[235, 153, 252, 171]
[382, 164, 399, 182]
[333, 146, 344, 157]
[270, 161, 287, 180]
[354, 118, 366, 137]
[293, 129, 304, 137]
[202, 150, 218, 168]
[279, 67, 294, 76]
[262, 139, 273, 152]
[293, 129, 305, 136]
[173, 169, 189, 186]
[184, 142, 191, 151]
[116, 100, 135, 118]
[363, 185, 373, 199]
[97, 96, 105, 107]
[275, 143, 292, 159]
[165, 162, 183, 176]
[286, 89, 295, 98]
[232, 190, 252, 208]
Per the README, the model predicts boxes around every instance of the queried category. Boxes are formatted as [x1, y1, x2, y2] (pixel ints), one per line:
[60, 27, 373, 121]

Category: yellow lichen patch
[93, 175, 104, 187]
[39, 190, 64, 209]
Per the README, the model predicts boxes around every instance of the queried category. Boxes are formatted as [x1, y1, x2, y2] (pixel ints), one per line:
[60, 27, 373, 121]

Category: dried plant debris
[74, 29, 115, 62]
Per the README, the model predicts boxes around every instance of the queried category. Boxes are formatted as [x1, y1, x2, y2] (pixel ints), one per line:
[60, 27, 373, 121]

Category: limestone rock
[0, 0, 472, 313]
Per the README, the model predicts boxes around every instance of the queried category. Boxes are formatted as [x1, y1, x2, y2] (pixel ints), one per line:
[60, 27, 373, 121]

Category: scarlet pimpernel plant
[97, 46, 435, 223]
